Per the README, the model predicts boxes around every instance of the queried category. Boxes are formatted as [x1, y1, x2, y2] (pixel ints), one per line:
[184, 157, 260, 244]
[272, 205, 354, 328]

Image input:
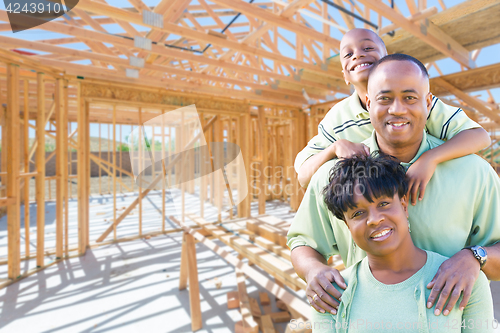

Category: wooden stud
[63, 80, 69, 257]
[107, 123, 111, 194]
[119, 124, 122, 193]
[161, 110, 166, 231]
[55, 78, 64, 259]
[6, 63, 21, 279]
[186, 232, 202, 331]
[77, 97, 90, 254]
[113, 104, 117, 240]
[138, 107, 142, 236]
[200, 115, 206, 219]
[36, 73, 45, 267]
[23, 79, 30, 258]
[179, 233, 188, 290]
[214, 115, 223, 221]
[258, 106, 267, 215]
[236, 269, 259, 333]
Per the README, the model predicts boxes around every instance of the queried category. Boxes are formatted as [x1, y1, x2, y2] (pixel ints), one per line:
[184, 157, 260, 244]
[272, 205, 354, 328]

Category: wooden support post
[23, 79, 30, 257]
[98, 123, 101, 195]
[238, 109, 251, 217]
[179, 233, 189, 290]
[138, 107, 142, 236]
[200, 115, 206, 219]
[63, 80, 69, 257]
[77, 94, 89, 254]
[6, 63, 21, 279]
[227, 118, 234, 219]
[161, 110, 166, 231]
[188, 122, 195, 195]
[36, 73, 45, 267]
[85, 101, 90, 246]
[236, 269, 259, 333]
[214, 116, 223, 221]
[152, 122, 156, 190]
[119, 124, 123, 193]
[258, 106, 267, 214]
[180, 114, 185, 223]
[130, 124, 134, 191]
[186, 232, 202, 331]
[113, 104, 117, 240]
[107, 123, 111, 194]
[55, 78, 64, 258]
[1, 104, 7, 203]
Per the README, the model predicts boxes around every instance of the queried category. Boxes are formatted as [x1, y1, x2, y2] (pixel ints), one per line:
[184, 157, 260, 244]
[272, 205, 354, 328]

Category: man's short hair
[323, 154, 409, 221]
[367, 53, 429, 87]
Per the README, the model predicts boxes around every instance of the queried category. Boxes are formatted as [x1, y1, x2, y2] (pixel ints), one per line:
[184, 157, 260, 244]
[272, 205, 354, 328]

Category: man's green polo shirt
[294, 92, 480, 173]
[287, 131, 500, 267]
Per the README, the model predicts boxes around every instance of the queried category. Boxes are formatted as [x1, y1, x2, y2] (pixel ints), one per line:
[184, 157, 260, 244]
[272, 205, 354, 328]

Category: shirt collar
[366, 130, 431, 169]
[349, 91, 370, 120]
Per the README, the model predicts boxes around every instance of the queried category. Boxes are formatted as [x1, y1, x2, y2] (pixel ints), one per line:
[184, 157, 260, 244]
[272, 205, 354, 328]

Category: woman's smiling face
[344, 189, 410, 256]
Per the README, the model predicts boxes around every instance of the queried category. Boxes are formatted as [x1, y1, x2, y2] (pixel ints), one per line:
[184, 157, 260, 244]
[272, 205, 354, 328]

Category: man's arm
[291, 246, 345, 315]
[481, 242, 500, 280]
[426, 242, 500, 316]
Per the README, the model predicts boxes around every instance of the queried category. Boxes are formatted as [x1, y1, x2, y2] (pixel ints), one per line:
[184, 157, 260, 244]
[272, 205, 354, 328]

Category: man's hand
[305, 264, 346, 315]
[406, 153, 437, 206]
[426, 249, 480, 316]
[333, 139, 370, 159]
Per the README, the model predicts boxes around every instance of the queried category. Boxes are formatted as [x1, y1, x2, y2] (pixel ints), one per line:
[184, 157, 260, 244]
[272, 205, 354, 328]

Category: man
[287, 54, 500, 318]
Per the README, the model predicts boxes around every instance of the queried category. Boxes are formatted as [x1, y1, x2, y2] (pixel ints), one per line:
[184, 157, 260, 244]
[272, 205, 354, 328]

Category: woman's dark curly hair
[322, 153, 409, 221]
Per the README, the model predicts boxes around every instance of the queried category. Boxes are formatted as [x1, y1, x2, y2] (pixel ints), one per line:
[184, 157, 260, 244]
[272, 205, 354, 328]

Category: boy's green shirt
[294, 92, 480, 173]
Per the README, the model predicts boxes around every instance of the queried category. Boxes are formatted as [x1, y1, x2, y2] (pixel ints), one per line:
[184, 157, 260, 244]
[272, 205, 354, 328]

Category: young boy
[296, 28, 491, 205]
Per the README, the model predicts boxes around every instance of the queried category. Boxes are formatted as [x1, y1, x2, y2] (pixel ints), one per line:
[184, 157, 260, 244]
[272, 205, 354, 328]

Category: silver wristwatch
[464, 245, 487, 268]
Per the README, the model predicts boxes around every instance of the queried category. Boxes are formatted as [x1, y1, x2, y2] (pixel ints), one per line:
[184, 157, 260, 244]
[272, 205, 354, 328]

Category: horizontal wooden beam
[0, 35, 326, 100]
[38, 58, 306, 107]
[357, 0, 474, 68]
[0, 11, 343, 94]
[73, 1, 340, 78]
[433, 77, 500, 125]
[209, 0, 339, 50]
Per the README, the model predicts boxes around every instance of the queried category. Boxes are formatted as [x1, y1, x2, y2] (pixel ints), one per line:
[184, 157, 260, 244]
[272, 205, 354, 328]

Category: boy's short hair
[367, 53, 429, 86]
[322, 154, 409, 221]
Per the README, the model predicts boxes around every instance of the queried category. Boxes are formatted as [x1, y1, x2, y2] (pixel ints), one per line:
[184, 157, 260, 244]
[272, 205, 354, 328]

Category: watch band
[463, 245, 487, 268]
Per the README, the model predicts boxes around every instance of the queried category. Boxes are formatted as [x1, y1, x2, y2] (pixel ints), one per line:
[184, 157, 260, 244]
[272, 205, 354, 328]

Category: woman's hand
[305, 264, 346, 315]
[333, 139, 370, 159]
[406, 152, 438, 206]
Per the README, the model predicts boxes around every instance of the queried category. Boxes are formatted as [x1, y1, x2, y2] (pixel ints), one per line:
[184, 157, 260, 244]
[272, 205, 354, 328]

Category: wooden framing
[36, 72, 45, 266]
[0, 5, 499, 330]
[6, 63, 20, 279]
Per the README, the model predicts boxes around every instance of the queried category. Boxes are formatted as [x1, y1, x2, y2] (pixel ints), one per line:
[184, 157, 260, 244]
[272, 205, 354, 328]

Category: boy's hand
[333, 139, 370, 159]
[406, 153, 437, 205]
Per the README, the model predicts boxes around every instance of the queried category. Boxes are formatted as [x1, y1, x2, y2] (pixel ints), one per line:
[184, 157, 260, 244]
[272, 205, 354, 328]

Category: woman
[309, 154, 494, 332]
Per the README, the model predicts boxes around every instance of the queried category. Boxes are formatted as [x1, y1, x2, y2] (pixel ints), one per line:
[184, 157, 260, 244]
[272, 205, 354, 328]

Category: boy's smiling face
[340, 29, 387, 87]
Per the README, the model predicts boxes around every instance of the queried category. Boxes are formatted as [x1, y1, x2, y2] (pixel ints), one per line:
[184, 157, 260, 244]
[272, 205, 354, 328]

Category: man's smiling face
[340, 29, 387, 86]
[366, 60, 433, 149]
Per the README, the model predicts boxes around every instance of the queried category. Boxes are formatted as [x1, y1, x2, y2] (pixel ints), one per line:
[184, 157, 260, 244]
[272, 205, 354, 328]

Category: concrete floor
[0, 191, 499, 332]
